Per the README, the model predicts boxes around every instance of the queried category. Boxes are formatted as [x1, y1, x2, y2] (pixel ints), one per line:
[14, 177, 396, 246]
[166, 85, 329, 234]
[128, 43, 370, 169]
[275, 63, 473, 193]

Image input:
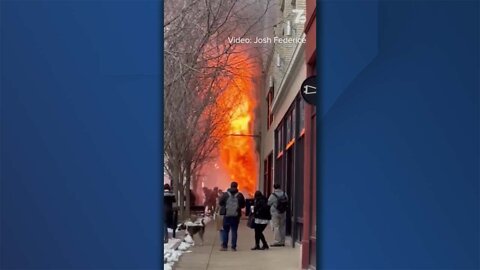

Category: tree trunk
[191, 173, 198, 205]
[171, 165, 180, 202]
[177, 167, 185, 220]
[184, 163, 192, 219]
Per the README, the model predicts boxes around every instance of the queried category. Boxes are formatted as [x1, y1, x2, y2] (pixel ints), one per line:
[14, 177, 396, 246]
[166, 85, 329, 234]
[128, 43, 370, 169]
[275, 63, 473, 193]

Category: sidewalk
[175, 219, 300, 270]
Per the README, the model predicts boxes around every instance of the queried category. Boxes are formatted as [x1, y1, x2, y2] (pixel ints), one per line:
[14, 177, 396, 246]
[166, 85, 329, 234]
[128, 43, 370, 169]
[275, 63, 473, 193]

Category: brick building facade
[258, 0, 317, 269]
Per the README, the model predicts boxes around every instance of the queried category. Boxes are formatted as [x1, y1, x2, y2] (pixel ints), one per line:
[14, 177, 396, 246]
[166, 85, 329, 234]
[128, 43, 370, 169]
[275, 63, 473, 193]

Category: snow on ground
[184, 234, 194, 244]
[178, 241, 193, 251]
[164, 239, 193, 269]
[163, 217, 211, 269]
[164, 239, 183, 270]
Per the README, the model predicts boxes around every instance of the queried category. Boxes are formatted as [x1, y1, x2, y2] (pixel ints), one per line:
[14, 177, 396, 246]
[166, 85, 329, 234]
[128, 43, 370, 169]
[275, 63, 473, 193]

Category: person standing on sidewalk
[209, 187, 219, 213]
[268, 183, 288, 247]
[202, 187, 210, 211]
[214, 189, 224, 239]
[164, 184, 176, 243]
[251, 190, 271, 250]
[218, 181, 246, 251]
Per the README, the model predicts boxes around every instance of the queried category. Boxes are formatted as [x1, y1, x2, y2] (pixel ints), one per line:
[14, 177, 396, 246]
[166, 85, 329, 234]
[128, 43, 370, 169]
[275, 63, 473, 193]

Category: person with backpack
[218, 181, 246, 251]
[268, 183, 288, 247]
[251, 190, 271, 250]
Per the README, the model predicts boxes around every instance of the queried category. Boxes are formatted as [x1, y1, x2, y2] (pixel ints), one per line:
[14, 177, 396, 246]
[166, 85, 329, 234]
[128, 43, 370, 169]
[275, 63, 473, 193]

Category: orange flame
[217, 52, 257, 197]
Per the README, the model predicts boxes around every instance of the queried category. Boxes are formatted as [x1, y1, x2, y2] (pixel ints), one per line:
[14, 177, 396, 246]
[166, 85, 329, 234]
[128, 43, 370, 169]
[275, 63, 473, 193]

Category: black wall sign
[300, 76, 316, 106]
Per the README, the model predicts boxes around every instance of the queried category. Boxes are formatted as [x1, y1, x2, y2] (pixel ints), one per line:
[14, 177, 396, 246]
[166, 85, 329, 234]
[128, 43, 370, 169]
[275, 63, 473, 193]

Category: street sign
[300, 76, 316, 106]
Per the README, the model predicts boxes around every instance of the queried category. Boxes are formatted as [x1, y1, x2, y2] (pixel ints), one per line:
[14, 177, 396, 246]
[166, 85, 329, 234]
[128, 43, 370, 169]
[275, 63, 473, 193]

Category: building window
[280, 123, 285, 150]
[292, 105, 297, 139]
[286, 113, 292, 143]
[299, 98, 305, 136]
[310, 115, 317, 238]
[280, 125, 284, 152]
[267, 88, 274, 129]
[264, 158, 268, 191]
[275, 129, 279, 155]
[264, 153, 273, 195]
[275, 123, 284, 156]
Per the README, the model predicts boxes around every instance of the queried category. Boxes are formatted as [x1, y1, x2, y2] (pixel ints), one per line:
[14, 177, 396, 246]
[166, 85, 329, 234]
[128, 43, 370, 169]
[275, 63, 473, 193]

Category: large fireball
[217, 52, 258, 197]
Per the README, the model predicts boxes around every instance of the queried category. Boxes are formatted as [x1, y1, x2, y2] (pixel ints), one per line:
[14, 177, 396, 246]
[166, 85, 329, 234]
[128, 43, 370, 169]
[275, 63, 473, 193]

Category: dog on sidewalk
[177, 218, 206, 245]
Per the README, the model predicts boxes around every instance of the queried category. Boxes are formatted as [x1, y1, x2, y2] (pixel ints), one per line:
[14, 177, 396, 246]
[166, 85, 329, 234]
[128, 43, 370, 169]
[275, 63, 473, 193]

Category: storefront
[301, 0, 317, 269]
[274, 95, 307, 245]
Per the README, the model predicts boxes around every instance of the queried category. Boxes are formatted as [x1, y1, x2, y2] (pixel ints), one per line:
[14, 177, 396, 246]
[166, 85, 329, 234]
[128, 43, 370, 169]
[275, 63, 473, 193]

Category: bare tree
[164, 0, 275, 219]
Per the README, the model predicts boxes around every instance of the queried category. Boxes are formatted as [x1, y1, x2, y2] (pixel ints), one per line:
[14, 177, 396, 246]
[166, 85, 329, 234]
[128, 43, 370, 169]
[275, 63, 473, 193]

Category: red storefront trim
[301, 104, 314, 269]
[302, 0, 316, 268]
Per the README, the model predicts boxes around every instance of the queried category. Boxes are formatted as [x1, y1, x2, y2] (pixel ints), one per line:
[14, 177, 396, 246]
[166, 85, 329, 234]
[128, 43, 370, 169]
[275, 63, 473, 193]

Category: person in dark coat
[164, 184, 176, 243]
[208, 187, 219, 213]
[251, 190, 271, 250]
[218, 181, 246, 251]
[189, 189, 196, 208]
[203, 187, 212, 212]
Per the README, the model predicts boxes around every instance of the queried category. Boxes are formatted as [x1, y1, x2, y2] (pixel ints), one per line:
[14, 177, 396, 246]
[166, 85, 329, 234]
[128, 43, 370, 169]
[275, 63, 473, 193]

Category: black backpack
[273, 192, 288, 214]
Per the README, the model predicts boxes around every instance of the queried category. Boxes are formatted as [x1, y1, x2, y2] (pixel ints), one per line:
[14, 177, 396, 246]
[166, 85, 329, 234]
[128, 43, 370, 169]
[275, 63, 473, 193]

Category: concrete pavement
[175, 219, 300, 270]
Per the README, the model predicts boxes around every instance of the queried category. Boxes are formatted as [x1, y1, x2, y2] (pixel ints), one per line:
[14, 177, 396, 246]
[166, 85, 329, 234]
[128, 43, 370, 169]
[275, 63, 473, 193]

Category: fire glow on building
[217, 52, 258, 197]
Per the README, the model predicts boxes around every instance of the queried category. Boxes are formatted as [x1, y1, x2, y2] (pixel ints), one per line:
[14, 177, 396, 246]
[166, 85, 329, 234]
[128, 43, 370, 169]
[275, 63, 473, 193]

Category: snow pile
[184, 234, 194, 244]
[163, 249, 179, 269]
[163, 216, 212, 268]
[164, 238, 183, 269]
[178, 241, 193, 251]
[163, 240, 192, 269]
[164, 248, 182, 262]
[163, 225, 200, 269]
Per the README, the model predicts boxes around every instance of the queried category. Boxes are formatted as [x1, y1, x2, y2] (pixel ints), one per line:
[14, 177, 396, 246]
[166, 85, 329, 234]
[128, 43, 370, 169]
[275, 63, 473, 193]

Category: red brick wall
[302, 0, 316, 268]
